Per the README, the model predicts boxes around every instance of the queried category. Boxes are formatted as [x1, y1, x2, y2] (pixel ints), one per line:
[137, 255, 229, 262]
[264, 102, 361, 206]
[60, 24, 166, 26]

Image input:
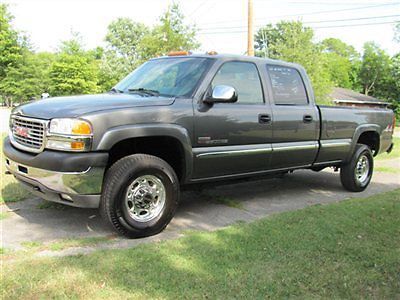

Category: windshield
[114, 57, 213, 97]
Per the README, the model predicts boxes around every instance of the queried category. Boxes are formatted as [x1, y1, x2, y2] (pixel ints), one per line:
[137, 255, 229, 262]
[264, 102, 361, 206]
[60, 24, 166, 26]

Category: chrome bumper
[4, 157, 104, 208]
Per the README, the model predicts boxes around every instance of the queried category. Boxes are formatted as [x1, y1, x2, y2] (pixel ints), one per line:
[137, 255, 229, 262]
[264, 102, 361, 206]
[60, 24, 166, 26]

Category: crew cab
[3, 53, 395, 237]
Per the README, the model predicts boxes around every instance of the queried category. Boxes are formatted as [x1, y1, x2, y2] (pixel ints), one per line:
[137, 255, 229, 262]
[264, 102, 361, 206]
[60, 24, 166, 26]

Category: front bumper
[3, 137, 108, 208]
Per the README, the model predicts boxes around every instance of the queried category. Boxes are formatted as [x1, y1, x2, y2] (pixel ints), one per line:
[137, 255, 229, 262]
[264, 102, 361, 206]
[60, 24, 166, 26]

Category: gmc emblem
[15, 126, 29, 138]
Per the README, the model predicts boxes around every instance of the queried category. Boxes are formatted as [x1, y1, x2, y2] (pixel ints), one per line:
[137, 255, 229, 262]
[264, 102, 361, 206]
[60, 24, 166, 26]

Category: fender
[346, 124, 381, 161]
[95, 124, 193, 182]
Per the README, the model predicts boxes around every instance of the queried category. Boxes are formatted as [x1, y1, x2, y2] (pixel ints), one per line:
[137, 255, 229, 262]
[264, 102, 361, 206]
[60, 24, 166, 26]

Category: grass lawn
[0, 133, 31, 204]
[2, 189, 399, 299]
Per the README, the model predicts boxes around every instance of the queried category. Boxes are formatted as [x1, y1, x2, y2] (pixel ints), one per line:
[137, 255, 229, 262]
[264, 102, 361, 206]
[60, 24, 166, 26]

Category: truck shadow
[2, 169, 399, 247]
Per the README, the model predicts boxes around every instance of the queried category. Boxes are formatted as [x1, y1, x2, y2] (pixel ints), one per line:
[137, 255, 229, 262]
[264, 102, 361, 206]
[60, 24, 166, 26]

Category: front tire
[100, 154, 179, 238]
[340, 144, 374, 192]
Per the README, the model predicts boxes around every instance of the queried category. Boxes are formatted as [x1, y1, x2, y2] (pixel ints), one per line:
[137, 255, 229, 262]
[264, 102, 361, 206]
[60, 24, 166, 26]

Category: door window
[267, 65, 308, 105]
[212, 62, 264, 104]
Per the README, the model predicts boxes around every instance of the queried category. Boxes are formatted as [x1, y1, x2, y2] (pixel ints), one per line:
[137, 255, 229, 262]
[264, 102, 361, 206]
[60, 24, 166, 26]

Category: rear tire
[340, 144, 373, 192]
[100, 154, 179, 238]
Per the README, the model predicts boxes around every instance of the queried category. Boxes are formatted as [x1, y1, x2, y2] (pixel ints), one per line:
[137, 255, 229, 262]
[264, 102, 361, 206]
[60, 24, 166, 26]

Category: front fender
[95, 123, 193, 182]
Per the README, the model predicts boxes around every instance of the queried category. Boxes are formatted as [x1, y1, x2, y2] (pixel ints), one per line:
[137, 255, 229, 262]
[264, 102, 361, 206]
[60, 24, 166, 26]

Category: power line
[188, 0, 210, 18]
[197, 20, 400, 34]
[197, 2, 400, 26]
[314, 20, 400, 28]
[198, 14, 400, 31]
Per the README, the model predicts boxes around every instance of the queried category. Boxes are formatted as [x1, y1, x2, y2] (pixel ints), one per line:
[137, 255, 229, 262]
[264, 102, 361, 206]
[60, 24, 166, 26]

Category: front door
[192, 61, 273, 179]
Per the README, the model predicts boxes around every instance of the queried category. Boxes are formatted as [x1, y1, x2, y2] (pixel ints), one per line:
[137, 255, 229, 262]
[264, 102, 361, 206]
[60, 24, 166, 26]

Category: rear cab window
[266, 65, 308, 105]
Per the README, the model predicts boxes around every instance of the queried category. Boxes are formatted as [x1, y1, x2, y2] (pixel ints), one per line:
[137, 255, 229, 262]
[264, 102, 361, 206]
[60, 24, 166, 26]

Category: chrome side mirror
[206, 85, 238, 103]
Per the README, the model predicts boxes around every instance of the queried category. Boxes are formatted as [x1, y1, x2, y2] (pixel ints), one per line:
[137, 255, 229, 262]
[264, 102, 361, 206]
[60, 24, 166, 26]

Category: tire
[340, 144, 374, 192]
[100, 154, 179, 238]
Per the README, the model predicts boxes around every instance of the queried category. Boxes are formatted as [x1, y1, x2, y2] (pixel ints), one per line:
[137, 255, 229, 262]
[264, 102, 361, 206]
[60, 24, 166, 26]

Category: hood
[12, 93, 175, 119]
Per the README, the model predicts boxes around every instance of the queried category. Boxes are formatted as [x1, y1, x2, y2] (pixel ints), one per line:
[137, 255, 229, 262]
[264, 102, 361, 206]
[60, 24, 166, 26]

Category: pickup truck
[3, 53, 395, 238]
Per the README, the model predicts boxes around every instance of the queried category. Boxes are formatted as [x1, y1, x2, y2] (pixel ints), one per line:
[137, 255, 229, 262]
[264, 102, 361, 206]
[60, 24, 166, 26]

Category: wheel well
[107, 136, 186, 182]
[357, 131, 380, 155]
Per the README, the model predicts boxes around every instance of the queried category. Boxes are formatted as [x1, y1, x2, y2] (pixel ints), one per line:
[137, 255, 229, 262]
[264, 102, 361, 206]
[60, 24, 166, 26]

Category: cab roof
[152, 53, 303, 70]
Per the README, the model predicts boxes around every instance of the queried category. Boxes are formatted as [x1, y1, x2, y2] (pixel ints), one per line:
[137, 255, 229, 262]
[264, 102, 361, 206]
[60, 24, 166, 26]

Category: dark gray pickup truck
[3, 53, 395, 237]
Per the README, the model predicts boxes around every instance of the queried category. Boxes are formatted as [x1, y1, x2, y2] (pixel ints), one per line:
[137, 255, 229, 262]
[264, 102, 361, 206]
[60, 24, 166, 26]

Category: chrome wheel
[125, 175, 166, 222]
[355, 154, 370, 185]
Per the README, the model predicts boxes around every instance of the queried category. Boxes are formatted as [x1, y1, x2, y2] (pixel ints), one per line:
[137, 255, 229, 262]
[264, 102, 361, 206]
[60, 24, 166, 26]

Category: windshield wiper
[128, 88, 160, 96]
[109, 87, 124, 93]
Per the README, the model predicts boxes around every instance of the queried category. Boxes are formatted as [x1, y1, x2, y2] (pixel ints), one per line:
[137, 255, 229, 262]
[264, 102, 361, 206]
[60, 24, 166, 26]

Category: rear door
[265, 65, 320, 169]
[192, 60, 273, 179]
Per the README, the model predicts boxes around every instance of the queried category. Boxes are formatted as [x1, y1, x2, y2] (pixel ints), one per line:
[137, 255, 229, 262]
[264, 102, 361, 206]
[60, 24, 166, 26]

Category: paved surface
[1, 168, 399, 255]
[0, 108, 11, 133]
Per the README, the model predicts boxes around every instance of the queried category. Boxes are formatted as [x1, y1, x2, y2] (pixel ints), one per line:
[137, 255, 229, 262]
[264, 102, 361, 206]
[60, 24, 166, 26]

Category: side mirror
[205, 85, 238, 103]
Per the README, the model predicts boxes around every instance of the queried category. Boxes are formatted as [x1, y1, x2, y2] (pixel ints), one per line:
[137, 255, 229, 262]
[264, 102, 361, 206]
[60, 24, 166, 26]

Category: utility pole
[247, 0, 254, 56]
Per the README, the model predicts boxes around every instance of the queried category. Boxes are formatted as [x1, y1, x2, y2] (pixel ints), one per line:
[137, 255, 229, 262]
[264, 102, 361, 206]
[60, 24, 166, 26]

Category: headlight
[47, 118, 92, 152]
[49, 118, 92, 135]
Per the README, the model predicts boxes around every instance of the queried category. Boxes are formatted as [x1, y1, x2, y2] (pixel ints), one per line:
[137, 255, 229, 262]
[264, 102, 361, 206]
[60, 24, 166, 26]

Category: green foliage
[48, 35, 100, 96]
[359, 42, 392, 96]
[49, 53, 99, 96]
[97, 51, 127, 91]
[0, 51, 55, 103]
[105, 18, 149, 69]
[0, 4, 23, 80]
[255, 21, 333, 104]
[97, 3, 199, 92]
[320, 38, 360, 89]
[139, 4, 199, 60]
[357, 42, 399, 119]
[394, 22, 400, 43]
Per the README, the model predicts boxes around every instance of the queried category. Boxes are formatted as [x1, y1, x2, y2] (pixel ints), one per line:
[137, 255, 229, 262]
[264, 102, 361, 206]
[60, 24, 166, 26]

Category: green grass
[0, 211, 10, 220]
[36, 201, 67, 210]
[20, 241, 43, 249]
[47, 236, 115, 251]
[2, 189, 399, 299]
[375, 166, 400, 173]
[213, 196, 244, 209]
[17, 236, 115, 253]
[0, 133, 31, 204]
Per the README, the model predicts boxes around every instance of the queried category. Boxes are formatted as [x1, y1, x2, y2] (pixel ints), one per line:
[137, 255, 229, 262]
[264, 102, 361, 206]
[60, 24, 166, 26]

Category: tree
[0, 4, 23, 80]
[139, 3, 200, 60]
[255, 21, 332, 104]
[389, 54, 400, 119]
[373, 53, 400, 119]
[0, 51, 55, 104]
[394, 22, 400, 43]
[359, 42, 391, 96]
[320, 38, 360, 89]
[98, 51, 128, 91]
[49, 36, 100, 96]
[100, 3, 200, 90]
[105, 18, 149, 69]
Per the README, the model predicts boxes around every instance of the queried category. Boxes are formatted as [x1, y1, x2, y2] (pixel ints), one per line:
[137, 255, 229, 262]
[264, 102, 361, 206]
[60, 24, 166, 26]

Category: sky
[3, 0, 400, 56]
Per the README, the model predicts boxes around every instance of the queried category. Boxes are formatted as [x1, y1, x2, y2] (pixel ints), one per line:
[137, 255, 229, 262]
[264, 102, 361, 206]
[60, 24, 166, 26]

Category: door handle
[259, 114, 271, 124]
[303, 115, 313, 123]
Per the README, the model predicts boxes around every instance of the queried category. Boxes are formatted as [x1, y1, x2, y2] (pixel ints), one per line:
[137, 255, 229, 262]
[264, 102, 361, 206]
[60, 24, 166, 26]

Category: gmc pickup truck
[3, 53, 395, 238]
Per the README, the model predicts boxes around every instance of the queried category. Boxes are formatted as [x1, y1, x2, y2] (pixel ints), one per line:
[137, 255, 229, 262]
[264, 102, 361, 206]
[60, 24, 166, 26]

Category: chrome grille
[10, 115, 48, 153]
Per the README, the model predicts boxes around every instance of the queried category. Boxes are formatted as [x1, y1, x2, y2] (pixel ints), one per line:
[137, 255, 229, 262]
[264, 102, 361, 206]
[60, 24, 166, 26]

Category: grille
[10, 115, 48, 152]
